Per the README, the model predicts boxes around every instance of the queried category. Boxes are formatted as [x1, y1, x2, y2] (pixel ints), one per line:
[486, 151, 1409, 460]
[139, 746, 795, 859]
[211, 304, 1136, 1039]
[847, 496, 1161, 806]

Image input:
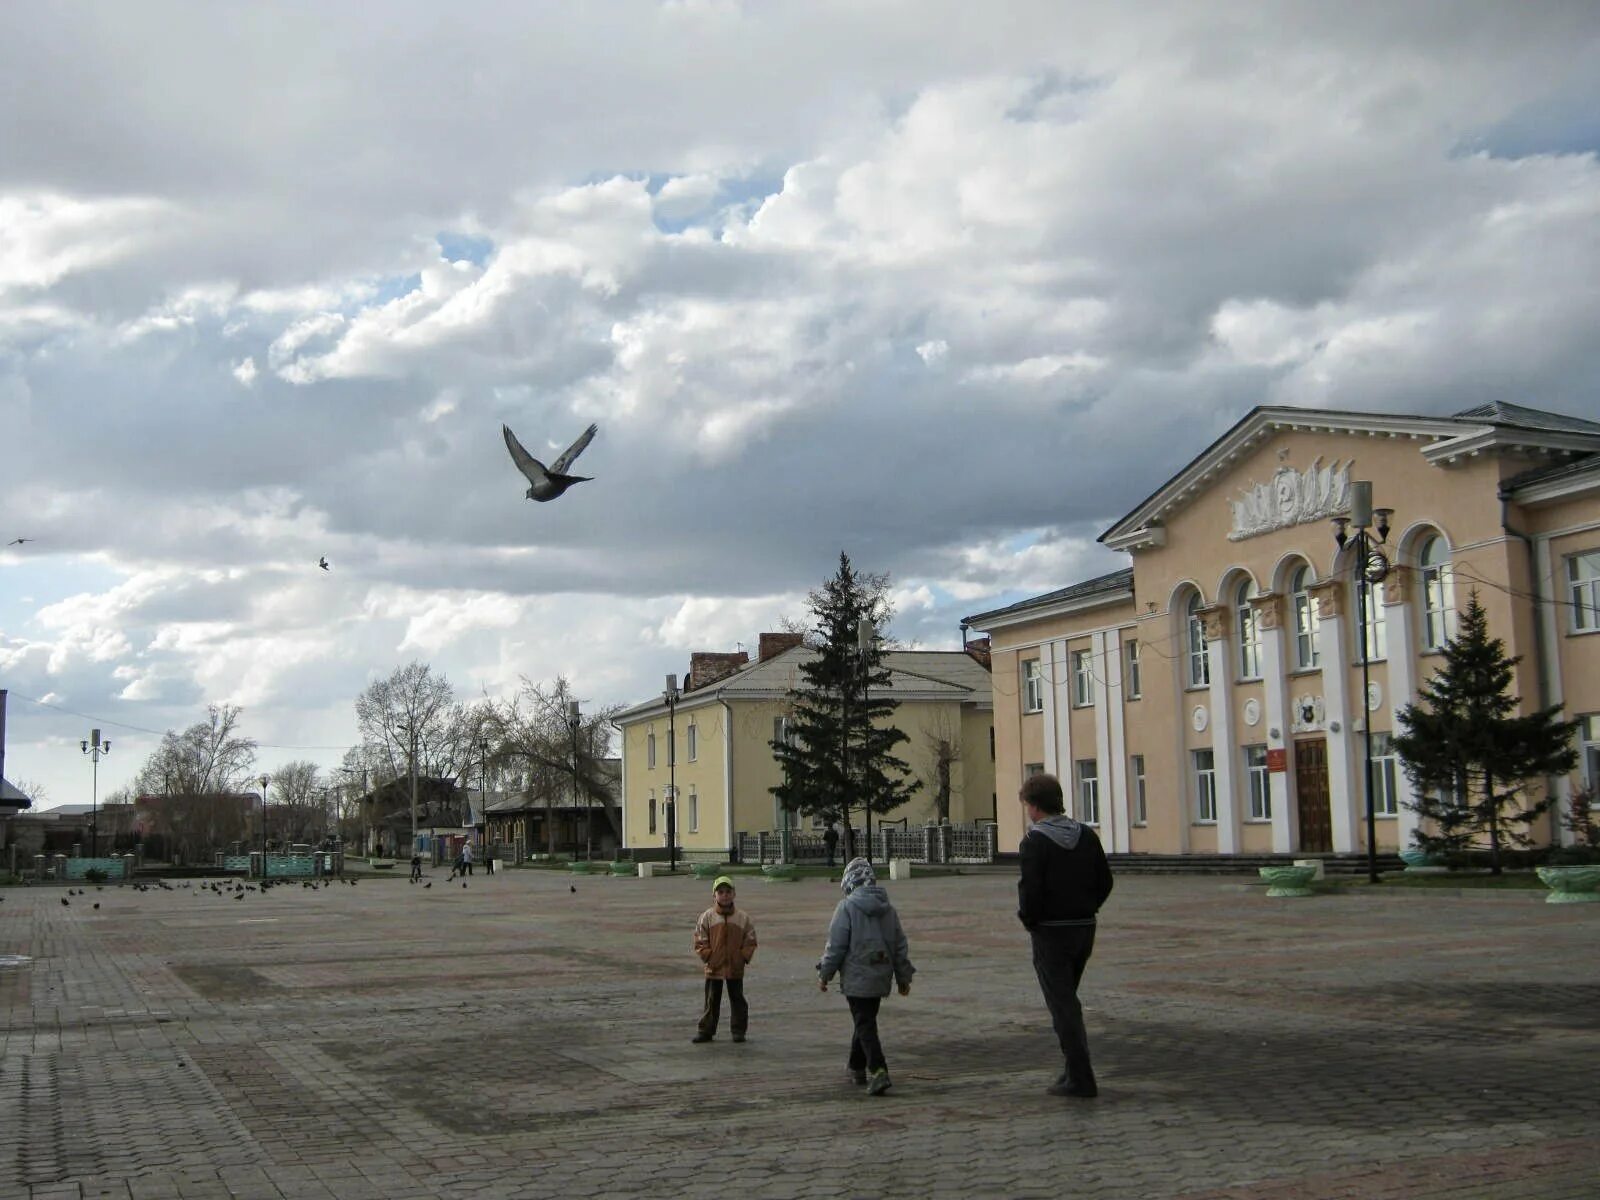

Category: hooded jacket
[694, 901, 757, 980]
[1017, 814, 1114, 929]
[817, 884, 915, 998]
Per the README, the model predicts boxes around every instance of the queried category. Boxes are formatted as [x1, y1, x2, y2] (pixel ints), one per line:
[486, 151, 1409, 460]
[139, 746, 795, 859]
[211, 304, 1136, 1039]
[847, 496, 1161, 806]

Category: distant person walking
[692, 876, 758, 1043]
[410, 853, 423, 883]
[817, 857, 915, 1096]
[1017, 773, 1114, 1099]
[460, 842, 474, 877]
[823, 822, 840, 868]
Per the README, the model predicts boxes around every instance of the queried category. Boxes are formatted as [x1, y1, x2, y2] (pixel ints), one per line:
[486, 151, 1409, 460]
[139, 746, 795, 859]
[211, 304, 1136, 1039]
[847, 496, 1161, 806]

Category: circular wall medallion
[1191, 705, 1209, 733]
[1367, 682, 1382, 712]
[1243, 698, 1261, 727]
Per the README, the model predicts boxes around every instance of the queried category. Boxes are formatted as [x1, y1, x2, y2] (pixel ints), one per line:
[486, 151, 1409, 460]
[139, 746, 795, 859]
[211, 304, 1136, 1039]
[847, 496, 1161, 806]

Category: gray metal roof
[963, 567, 1134, 627]
[1451, 401, 1600, 435]
[1, 777, 34, 807]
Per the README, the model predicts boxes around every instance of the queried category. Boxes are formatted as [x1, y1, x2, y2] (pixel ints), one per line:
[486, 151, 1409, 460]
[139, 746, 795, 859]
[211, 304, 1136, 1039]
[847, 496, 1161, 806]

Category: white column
[1383, 568, 1420, 851]
[1204, 614, 1240, 855]
[1533, 536, 1575, 844]
[1311, 582, 1357, 854]
[1041, 639, 1072, 780]
[1253, 595, 1296, 853]
[1093, 630, 1127, 852]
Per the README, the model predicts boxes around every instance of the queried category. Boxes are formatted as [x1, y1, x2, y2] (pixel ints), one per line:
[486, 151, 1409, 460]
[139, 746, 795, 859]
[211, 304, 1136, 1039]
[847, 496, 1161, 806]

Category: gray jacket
[817, 885, 915, 998]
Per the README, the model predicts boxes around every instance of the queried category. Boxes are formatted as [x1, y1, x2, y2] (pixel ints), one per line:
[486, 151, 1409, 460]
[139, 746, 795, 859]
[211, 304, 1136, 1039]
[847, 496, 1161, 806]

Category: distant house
[481, 757, 622, 860]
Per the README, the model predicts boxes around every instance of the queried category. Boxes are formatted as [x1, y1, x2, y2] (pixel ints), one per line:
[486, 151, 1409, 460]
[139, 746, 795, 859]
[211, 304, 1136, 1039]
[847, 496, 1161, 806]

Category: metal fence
[736, 823, 997, 866]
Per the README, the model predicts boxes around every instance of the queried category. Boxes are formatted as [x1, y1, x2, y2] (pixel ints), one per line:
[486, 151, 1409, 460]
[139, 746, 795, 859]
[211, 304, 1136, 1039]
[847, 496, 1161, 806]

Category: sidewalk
[1, 870, 1596, 1198]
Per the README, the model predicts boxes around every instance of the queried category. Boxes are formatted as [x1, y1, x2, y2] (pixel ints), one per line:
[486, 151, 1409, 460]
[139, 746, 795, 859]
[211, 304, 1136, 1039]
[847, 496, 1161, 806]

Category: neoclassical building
[966, 402, 1600, 859]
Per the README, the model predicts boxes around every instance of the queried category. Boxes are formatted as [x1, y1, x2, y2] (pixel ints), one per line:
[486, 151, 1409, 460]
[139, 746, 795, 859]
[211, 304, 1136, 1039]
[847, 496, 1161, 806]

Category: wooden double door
[1294, 738, 1333, 853]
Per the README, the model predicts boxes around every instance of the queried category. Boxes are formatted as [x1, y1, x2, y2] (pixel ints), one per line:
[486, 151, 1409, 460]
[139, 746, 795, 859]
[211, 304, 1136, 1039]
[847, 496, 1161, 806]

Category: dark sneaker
[691, 1033, 713, 1044]
[731, 1033, 745, 1043]
[848, 1069, 867, 1086]
[867, 1069, 892, 1096]
[1046, 1080, 1098, 1098]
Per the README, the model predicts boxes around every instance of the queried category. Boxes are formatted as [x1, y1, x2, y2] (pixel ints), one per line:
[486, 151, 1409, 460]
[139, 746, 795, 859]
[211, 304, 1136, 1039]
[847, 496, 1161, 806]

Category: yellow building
[614, 633, 995, 856]
[966, 402, 1600, 859]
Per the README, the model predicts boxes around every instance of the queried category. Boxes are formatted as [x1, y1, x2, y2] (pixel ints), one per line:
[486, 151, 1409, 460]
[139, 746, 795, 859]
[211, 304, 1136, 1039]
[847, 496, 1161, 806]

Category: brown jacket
[694, 905, 757, 980]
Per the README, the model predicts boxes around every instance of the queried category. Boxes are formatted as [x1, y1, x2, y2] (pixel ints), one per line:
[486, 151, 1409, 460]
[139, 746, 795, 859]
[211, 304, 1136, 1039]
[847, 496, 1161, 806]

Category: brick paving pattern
[1, 870, 1597, 1198]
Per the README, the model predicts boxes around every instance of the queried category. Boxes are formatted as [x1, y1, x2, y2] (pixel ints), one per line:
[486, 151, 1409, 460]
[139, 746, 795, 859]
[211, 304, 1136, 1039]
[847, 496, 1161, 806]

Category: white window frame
[1194, 749, 1217, 823]
[1131, 754, 1147, 825]
[1292, 566, 1321, 669]
[1025, 762, 1046, 779]
[1186, 594, 1211, 688]
[1072, 650, 1094, 707]
[687, 723, 698, 762]
[689, 787, 699, 832]
[646, 731, 657, 769]
[1022, 658, 1044, 713]
[1581, 714, 1600, 787]
[1355, 578, 1387, 662]
[1368, 732, 1399, 817]
[1236, 581, 1261, 680]
[1125, 639, 1142, 700]
[1244, 744, 1271, 821]
[1568, 551, 1600, 633]
[1075, 759, 1100, 826]
[1421, 536, 1455, 650]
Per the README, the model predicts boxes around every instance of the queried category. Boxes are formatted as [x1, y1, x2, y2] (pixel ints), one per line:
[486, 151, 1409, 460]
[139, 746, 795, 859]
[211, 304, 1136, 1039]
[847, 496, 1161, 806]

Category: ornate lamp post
[858, 617, 874, 864]
[80, 729, 111, 858]
[258, 773, 270, 880]
[1333, 481, 1393, 885]
[478, 737, 491, 858]
[663, 675, 679, 873]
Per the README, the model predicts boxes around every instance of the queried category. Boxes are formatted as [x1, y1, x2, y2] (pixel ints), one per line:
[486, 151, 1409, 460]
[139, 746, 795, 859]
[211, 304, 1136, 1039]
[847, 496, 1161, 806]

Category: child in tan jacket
[692, 876, 757, 1043]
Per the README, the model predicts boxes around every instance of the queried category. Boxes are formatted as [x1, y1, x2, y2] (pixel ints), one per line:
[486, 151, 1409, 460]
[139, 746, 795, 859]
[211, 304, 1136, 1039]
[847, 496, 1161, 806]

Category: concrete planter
[1258, 865, 1318, 897]
[568, 860, 595, 875]
[692, 863, 724, 880]
[761, 864, 798, 883]
[608, 861, 633, 877]
[1534, 865, 1600, 904]
[1399, 848, 1447, 872]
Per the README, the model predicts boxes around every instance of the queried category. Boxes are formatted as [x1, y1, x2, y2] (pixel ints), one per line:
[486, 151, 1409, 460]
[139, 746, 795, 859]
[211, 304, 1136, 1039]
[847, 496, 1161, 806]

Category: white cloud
[232, 356, 259, 386]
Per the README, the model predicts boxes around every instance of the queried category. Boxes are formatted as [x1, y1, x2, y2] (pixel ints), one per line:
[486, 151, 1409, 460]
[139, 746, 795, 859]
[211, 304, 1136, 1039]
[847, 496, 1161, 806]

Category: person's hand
[897, 981, 911, 997]
[818, 977, 828, 992]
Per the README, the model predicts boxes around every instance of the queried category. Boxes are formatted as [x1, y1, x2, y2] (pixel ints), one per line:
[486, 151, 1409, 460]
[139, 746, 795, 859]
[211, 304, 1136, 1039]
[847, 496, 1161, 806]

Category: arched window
[1291, 565, 1320, 669]
[1420, 535, 1455, 650]
[1354, 568, 1387, 661]
[1186, 592, 1211, 688]
[1235, 579, 1261, 679]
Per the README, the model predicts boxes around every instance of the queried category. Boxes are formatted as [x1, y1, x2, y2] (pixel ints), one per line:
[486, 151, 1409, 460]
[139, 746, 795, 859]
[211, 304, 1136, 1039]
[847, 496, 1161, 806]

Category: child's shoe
[867, 1069, 892, 1095]
[848, 1068, 867, 1086]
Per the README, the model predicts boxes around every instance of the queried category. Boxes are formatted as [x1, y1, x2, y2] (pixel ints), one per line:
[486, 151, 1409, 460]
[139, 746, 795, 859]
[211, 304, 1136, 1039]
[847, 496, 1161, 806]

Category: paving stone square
[2, 868, 1598, 1199]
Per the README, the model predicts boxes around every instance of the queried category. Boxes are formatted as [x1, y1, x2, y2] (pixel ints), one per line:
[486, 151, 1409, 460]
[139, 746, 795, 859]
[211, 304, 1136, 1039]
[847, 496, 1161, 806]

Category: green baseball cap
[712, 875, 735, 891]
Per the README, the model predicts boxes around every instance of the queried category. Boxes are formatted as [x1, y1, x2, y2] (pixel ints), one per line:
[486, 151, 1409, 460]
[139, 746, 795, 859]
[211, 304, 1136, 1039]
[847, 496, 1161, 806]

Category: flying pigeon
[6, 537, 34, 546]
[318, 557, 330, 570]
[502, 422, 598, 502]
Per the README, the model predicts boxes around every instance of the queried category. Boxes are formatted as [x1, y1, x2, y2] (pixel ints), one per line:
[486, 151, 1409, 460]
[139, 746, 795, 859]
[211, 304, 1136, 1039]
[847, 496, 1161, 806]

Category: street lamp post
[1333, 480, 1393, 886]
[80, 729, 111, 859]
[258, 773, 270, 881]
[568, 700, 587, 860]
[858, 617, 874, 864]
[664, 675, 679, 874]
[478, 737, 491, 859]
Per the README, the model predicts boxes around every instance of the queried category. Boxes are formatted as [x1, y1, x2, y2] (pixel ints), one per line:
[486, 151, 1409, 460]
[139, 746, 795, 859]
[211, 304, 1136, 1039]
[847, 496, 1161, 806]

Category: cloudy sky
[4, 1, 1599, 808]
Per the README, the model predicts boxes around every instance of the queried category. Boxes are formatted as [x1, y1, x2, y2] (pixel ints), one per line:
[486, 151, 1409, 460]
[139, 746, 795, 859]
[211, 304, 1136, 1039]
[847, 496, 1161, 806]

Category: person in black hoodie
[1017, 772, 1114, 1098]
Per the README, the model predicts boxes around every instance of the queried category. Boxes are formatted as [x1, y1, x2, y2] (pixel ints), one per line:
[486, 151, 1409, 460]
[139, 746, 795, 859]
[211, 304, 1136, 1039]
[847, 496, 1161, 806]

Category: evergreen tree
[1392, 591, 1578, 874]
[770, 553, 921, 859]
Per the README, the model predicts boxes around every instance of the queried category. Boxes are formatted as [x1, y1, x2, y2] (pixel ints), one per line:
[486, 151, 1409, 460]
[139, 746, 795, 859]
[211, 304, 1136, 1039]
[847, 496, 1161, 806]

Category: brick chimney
[963, 637, 991, 668]
[758, 631, 805, 663]
[686, 650, 749, 690]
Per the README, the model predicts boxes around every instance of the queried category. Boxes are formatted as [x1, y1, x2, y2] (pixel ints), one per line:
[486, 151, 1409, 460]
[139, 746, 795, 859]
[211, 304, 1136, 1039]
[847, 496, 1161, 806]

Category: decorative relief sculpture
[1383, 563, 1411, 605]
[1250, 592, 1284, 630]
[1308, 578, 1344, 619]
[1198, 604, 1229, 642]
[1292, 694, 1326, 732]
[1228, 457, 1353, 541]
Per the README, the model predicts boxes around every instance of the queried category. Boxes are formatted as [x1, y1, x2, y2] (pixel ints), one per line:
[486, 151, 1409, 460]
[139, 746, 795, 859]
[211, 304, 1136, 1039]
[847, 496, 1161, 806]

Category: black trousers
[1030, 924, 1097, 1089]
[698, 978, 747, 1037]
[846, 995, 886, 1073]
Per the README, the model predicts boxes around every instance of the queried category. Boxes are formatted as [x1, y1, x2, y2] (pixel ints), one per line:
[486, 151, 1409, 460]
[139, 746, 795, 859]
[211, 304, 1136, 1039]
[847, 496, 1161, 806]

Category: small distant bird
[93, 903, 100, 910]
[424, 882, 432, 889]
[6, 537, 34, 547]
[318, 557, 330, 570]
[503, 422, 598, 502]
[570, 885, 577, 894]
[61, 897, 69, 906]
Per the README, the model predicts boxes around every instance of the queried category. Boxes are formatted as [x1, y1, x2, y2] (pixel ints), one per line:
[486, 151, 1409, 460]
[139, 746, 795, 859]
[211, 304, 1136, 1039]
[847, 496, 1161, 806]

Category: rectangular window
[1244, 744, 1271, 820]
[1569, 551, 1600, 632]
[1237, 603, 1261, 679]
[1294, 591, 1321, 669]
[1194, 749, 1217, 823]
[689, 788, 699, 832]
[1188, 610, 1211, 688]
[1131, 754, 1147, 824]
[1072, 650, 1094, 707]
[1368, 732, 1398, 816]
[646, 731, 657, 769]
[1075, 759, 1099, 825]
[1125, 639, 1142, 700]
[1423, 562, 1455, 649]
[687, 724, 698, 762]
[1356, 581, 1387, 661]
[1024, 762, 1045, 779]
[648, 795, 657, 834]
[1022, 658, 1043, 713]
[1583, 714, 1600, 788]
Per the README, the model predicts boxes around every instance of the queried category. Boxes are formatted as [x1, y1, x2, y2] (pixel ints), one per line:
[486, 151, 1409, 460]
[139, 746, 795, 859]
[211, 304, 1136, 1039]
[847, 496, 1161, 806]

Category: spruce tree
[770, 553, 921, 859]
[1392, 591, 1578, 874]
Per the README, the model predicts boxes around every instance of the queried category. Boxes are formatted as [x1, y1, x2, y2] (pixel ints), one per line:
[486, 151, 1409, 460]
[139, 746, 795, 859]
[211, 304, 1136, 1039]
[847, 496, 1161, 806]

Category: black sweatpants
[846, 995, 886, 1073]
[698, 978, 748, 1038]
[1029, 923, 1098, 1089]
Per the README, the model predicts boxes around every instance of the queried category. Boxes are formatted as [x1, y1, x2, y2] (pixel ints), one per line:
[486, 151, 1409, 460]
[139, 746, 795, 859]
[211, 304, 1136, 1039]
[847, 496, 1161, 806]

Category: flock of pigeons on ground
[7, 418, 601, 567]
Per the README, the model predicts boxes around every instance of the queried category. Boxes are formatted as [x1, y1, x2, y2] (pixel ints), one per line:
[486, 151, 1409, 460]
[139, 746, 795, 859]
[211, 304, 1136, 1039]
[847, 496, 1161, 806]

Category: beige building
[614, 633, 995, 855]
[967, 402, 1600, 859]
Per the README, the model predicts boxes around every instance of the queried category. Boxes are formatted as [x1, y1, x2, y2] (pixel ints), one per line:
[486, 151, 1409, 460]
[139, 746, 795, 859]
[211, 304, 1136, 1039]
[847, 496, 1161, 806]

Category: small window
[1291, 566, 1321, 669]
[1369, 733, 1399, 816]
[646, 732, 657, 769]
[1186, 594, 1211, 688]
[1125, 639, 1142, 700]
[1194, 749, 1217, 823]
[1244, 744, 1271, 820]
[1024, 762, 1045, 778]
[1568, 551, 1600, 632]
[1022, 659, 1043, 713]
[1421, 536, 1455, 649]
[1355, 578, 1387, 661]
[1075, 759, 1099, 825]
[687, 723, 698, 762]
[1131, 754, 1147, 825]
[1236, 581, 1261, 680]
[648, 796, 657, 834]
[1072, 650, 1094, 707]
[689, 788, 699, 832]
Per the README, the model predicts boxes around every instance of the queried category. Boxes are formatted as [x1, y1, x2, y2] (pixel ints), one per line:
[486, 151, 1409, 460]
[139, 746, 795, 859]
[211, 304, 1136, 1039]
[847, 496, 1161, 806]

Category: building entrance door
[1295, 738, 1333, 853]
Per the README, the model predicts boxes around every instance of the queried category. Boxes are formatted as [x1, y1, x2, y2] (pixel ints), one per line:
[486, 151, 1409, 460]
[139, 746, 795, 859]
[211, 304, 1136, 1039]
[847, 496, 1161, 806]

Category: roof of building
[1, 777, 34, 807]
[962, 568, 1134, 628]
[1451, 401, 1600, 435]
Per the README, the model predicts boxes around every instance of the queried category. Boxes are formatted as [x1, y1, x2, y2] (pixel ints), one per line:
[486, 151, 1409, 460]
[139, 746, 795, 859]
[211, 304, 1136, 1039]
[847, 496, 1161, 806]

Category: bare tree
[133, 704, 258, 861]
[268, 760, 324, 846]
[920, 710, 963, 824]
[9, 777, 49, 807]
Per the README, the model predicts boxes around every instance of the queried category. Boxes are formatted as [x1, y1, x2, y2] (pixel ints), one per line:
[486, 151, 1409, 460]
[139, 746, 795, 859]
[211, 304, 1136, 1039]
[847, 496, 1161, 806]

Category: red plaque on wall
[1266, 748, 1288, 773]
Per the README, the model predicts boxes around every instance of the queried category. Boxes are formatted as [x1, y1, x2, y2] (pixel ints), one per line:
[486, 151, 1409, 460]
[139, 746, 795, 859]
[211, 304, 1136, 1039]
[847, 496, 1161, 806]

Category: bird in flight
[502, 422, 598, 502]
[318, 557, 330, 570]
[6, 537, 34, 546]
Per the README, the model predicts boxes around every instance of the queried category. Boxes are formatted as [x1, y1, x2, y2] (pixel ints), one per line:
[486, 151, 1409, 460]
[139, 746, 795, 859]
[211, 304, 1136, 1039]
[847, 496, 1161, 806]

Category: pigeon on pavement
[502, 422, 597, 502]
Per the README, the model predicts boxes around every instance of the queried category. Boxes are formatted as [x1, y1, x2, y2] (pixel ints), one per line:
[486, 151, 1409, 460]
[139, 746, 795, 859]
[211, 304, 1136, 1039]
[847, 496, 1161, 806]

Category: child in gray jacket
[817, 857, 915, 1095]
